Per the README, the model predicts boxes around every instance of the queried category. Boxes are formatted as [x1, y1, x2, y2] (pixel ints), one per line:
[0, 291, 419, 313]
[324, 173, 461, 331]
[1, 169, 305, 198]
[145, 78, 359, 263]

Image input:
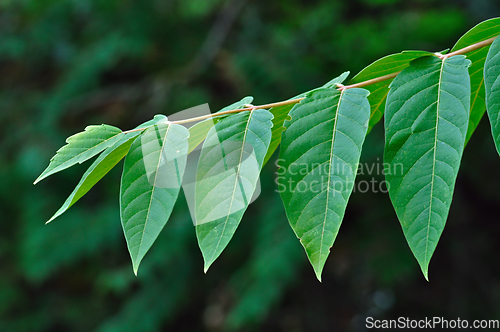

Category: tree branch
[126, 34, 500, 128]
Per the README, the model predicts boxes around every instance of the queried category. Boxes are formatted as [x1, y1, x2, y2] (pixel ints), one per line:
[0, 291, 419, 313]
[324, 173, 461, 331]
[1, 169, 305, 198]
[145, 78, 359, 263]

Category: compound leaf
[484, 35, 500, 155]
[384, 55, 471, 280]
[35, 124, 123, 184]
[120, 122, 189, 275]
[278, 87, 370, 281]
[195, 109, 273, 272]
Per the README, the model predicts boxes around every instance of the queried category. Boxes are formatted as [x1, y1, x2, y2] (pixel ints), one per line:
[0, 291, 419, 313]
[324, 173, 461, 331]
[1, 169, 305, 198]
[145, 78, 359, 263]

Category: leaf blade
[35, 124, 123, 184]
[452, 17, 500, 144]
[384, 55, 471, 280]
[120, 122, 189, 275]
[47, 115, 169, 223]
[188, 119, 216, 154]
[47, 136, 136, 224]
[195, 109, 273, 271]
[278, 87, 370, 281]
[484, 35, 500, 155]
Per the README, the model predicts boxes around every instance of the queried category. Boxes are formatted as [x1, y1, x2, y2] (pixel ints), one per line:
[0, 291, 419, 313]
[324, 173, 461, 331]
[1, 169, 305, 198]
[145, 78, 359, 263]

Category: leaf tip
[313, 263, 325, 283]
[33, 175, 44, 185]
[422, 269, 429, 282]
[35, 167, 52, 184]
[418, 261, 430, 281]
[46, 211, 61, 224]
[132, 260, 140, 276]
[203, 261, 212, 274]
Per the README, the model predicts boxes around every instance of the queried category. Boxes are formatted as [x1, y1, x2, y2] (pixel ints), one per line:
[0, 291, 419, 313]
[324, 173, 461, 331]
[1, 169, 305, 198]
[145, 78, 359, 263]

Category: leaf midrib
[209, 111, 254, 265]
[136, 124, 172, 260]
[425, 58, 446, 268]
[60, 128, 121, 162]
[36, 127, 123, 183]
[317, 91, 343, 273]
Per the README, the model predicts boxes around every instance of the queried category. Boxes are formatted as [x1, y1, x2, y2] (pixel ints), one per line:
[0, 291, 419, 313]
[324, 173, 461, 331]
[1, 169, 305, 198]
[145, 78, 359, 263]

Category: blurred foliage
[2, 0, 500, 331]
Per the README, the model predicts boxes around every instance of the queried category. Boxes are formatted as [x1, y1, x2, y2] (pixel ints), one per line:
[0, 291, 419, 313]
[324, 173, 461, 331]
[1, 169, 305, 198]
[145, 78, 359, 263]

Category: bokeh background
[2, 0, 500, 331]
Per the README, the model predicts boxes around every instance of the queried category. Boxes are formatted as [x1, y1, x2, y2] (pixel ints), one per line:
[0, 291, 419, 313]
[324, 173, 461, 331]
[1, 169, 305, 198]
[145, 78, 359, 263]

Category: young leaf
[452, 17, 500, 144]
[484, 36, 500, 155]
[349, 51, 433, 131]
[263, 72, 350, 165]
[120, 122, 189, 275]
[384, 55, 471, 280]
[195, 109, 273, 272]
[34, 124, 123, 184]
[278, 87, 370, 281]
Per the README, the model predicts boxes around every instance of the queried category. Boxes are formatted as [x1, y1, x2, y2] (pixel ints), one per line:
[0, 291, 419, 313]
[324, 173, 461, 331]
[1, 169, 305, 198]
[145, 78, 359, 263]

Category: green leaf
[34, 124, 123, 184]
[47, 136, 136, 224]
[120, 122, 189, 275]
[384, 55, 471, 280]
[46, 115, 168, 223]
[452, 17, 500, 144]
[187, 97, 254, 154]
[466, 85, 486, 144]
[264, 103, 295, 165]
[188, 119, 216, 154]
[195, 109, 273, 272]
[263, 72, 350, 165]
[350, 51, 433, 131]
[484, 35, 500, 155]
[278, 87, 370, 281]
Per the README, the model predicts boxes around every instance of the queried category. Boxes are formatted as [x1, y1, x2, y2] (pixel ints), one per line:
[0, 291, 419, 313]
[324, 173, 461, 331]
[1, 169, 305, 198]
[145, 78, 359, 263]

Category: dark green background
[2, 0, 500, 331]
